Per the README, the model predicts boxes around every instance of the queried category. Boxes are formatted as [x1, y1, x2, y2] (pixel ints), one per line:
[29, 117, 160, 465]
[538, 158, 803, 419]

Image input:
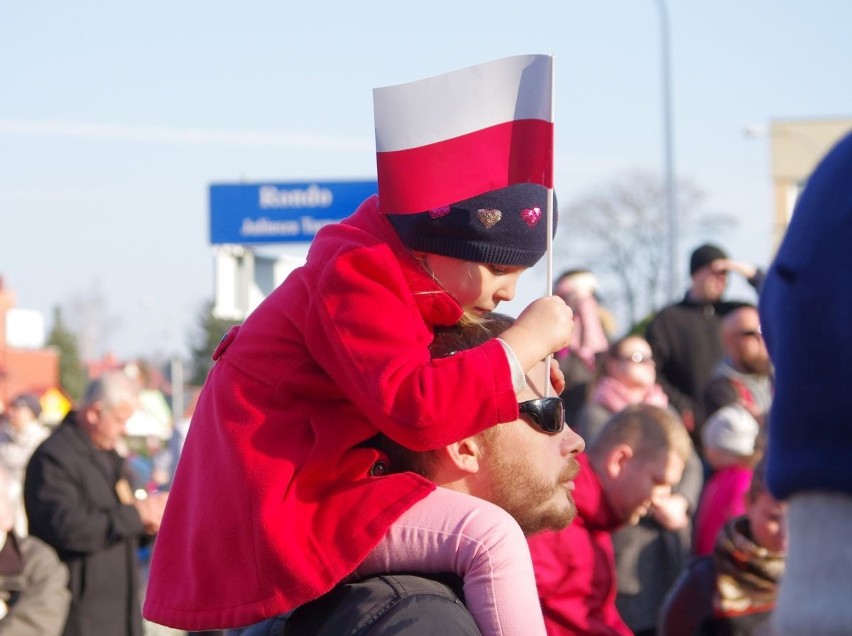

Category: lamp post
[656, 0, 678, 300]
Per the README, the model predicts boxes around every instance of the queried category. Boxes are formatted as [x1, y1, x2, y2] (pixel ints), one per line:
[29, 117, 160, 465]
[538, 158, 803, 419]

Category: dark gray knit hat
[689, 243, 728, 275]
[386, 183, 556, 267]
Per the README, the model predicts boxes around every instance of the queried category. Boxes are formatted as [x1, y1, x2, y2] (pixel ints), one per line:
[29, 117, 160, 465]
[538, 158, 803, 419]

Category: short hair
[81, 370, 139, 411]
[378, 313, 515, 477]
[588, 404, 691, 465]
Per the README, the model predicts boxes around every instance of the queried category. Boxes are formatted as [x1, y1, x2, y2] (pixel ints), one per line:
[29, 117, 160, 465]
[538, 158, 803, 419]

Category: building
[765, 117, 852, 250]
[0, 277, 60, 410]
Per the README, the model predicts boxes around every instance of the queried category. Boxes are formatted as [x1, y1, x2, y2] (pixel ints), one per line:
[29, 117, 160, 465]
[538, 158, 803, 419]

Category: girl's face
[424, 254, 526, 313]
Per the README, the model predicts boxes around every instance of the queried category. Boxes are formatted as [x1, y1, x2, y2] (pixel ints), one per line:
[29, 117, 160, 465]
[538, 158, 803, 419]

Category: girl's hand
[500, 296, 574, 372]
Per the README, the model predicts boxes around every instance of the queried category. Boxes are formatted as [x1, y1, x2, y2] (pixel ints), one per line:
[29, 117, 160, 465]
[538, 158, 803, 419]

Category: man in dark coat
[645, 243, 764, 442]
[24, 370, 168, 636]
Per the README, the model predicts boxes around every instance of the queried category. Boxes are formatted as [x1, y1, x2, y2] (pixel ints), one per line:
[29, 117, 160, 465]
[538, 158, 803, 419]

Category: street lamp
[656, 0, 678, 300]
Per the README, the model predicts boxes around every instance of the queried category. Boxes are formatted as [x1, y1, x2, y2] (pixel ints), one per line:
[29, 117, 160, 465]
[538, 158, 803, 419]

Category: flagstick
[544, 55, 555, 398]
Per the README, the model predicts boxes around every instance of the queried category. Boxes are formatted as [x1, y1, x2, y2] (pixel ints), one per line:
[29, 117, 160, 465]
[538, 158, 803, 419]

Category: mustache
[559, 457, 581, 484]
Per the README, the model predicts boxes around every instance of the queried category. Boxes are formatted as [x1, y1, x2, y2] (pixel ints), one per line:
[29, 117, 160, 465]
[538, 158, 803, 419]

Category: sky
[2, 1, 850, 362]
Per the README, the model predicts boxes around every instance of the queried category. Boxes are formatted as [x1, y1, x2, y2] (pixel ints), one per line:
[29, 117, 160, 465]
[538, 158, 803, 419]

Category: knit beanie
[701, 403, 759, 457]
[386, 183, 556, 267]
[689, 243, 728, 275]
[759, 130, 852, 500]
[757, 130, 852, 636]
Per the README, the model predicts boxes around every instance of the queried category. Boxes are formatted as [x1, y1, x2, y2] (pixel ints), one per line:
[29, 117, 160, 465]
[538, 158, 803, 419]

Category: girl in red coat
[144, 182, 572, 635]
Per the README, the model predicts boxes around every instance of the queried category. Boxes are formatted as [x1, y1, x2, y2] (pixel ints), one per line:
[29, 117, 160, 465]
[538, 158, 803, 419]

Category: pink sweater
[693, 465, 753, 556]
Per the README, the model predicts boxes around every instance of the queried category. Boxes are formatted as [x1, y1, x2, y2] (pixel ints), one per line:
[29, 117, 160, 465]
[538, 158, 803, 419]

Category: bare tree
[63, 282, 121, 362]
[556, 171, 733, 328]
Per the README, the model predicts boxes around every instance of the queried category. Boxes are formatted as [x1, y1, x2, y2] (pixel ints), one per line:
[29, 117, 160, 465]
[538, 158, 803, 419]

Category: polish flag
[374, 54, 553, 215]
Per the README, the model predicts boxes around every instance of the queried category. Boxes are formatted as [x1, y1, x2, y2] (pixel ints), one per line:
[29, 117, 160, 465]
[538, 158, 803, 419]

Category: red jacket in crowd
[528, 453, 632, 636]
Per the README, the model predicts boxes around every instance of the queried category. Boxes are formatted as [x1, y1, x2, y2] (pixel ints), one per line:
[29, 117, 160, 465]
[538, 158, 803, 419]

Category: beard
[482, 445, 581, 535]
[741, 354, 772, 375]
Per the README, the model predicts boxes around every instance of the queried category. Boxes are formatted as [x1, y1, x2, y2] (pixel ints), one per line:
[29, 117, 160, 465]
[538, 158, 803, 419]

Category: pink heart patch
[428, 205, 451, 219]
[521, 207, 542, 228]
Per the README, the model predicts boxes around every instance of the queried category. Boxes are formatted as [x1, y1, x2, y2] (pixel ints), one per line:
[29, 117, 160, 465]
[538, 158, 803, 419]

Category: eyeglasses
[616, 351, 654, 365]
[518, 397, 565, 434]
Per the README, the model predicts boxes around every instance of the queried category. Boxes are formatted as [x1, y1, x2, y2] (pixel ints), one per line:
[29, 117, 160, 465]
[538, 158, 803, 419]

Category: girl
[143, 183, 573, 635]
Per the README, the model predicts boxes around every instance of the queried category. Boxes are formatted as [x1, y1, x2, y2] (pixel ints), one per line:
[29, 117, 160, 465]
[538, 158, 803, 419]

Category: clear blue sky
[2, 1, 850, 360]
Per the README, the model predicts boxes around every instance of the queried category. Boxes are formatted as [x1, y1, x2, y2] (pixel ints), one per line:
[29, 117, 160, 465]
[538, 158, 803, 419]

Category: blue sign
[209, 180, 378, 245]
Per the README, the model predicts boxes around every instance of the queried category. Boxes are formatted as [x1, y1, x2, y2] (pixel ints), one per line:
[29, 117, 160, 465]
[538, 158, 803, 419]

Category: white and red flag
[373, 54, 553, 215]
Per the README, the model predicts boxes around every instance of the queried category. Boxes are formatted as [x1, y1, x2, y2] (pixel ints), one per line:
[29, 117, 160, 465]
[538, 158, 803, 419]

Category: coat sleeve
[24, 448, 145, 555]
[0, 536, 71, 636]
[645, 313, 696, 416]
[304, 245, 519, 451]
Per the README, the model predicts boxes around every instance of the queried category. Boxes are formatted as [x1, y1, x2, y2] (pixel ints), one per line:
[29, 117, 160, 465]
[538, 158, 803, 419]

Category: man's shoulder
[241, 574, 481, 636]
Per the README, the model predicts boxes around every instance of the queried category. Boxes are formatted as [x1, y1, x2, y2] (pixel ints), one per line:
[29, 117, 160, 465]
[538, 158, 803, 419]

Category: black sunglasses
[518, 397, 565, 434]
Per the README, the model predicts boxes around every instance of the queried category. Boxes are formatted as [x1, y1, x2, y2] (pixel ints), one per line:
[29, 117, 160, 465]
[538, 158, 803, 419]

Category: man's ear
[604, 443, 633, 480]
[441, 436, 485, 475]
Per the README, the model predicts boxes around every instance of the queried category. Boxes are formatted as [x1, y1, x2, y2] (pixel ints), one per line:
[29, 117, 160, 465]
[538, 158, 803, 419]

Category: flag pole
[544, 54, 555, 398]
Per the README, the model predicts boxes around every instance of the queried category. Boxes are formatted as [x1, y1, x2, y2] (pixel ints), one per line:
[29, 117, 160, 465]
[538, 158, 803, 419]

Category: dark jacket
[23, 414, 147, 636]
[658, 556, 772, 636]
[239, 574, 480, 636]
[0, 532, 71, 636]
[646, 273, 764, 434]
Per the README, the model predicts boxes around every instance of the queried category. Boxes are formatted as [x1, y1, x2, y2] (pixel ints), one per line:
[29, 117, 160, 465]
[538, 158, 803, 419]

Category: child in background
[693, 403, 762, 555]
[660, 456, 787, 635]
[144, 182, 573, 635]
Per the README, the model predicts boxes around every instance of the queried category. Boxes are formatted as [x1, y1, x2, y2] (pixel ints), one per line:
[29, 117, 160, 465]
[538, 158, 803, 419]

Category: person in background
[575, 335, 669, 442]
[528, 404, 692, 636]
[0, 394, 51, 536]
[553, 269, 613, 425]
[659, 457, 787, 636]
[0, 463, 70, 636]
[645, 243, 764, 441]
[703, 304, 773, 428]
[574, 336, 704, 636]
[24, 370, 168, 636]
[693, 403, 762, 556]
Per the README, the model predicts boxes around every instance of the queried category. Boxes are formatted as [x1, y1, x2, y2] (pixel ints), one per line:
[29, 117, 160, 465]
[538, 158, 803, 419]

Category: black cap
[690, 243, 728, 275]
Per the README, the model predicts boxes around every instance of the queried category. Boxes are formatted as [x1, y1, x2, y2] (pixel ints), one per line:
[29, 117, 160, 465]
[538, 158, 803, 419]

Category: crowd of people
[2, 55, 850, 636]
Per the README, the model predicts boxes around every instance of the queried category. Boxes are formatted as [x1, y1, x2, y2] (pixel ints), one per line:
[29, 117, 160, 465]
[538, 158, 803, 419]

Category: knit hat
[759, 131, 852, 500]
[10, 393, 41, 419]
[701, 403, 759, 457]
[689, 243, 728, 275]
[386, 183, 556, 267]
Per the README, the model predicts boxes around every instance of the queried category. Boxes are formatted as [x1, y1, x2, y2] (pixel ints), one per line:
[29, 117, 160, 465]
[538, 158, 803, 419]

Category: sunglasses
[518, 397, 565, 434]
[616, 351, 654, 365]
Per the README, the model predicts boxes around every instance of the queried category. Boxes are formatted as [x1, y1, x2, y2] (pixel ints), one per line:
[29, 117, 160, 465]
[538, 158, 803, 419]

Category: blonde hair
[589, 404, 692, 465]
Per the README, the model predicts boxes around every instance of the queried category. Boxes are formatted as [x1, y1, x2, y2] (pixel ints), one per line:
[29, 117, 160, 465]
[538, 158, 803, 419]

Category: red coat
[528, 453, 632, 636]
[143, 195, 519, 631]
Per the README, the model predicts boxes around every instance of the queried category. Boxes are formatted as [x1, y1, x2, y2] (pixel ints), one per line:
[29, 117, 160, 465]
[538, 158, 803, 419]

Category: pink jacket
[143, 195, 519, 630]
[693, 465, 753, 556]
